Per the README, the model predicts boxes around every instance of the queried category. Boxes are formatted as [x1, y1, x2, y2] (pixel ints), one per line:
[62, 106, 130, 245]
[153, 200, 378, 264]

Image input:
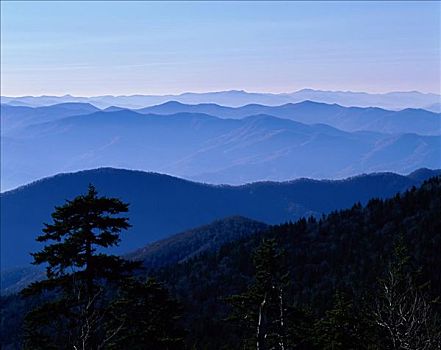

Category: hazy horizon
[1, 1, 440, 96]
[2, 87, 440, 99]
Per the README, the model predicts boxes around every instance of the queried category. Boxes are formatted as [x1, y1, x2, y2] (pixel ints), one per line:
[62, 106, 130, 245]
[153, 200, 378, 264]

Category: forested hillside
[2, 216, 267, 294]
[155, 175, 441, 348]
[2, 176, 440, 349]
[126, 216, 268, 269]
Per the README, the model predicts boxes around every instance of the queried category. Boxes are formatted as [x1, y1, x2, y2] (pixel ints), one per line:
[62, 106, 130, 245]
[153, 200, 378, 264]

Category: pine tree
[105, 277, 185, 349]
[21, 184, 139, 350]
[313, 291, 365, 350]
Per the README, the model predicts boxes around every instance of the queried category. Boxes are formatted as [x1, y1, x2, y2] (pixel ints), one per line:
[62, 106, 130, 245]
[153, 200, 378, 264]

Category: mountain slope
[2, 110, 440, 190]
[1, 167, 439, 268]
[152, 175, 441, 349]
[0, 216, 268, 294]
[0, 102, 100, 133]
[126, 216, 268, 269]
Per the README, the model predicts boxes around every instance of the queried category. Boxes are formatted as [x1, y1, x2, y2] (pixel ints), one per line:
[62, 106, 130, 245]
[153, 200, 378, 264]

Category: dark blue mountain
[2, 167, 439, 269]
[1, 216, 268, 294]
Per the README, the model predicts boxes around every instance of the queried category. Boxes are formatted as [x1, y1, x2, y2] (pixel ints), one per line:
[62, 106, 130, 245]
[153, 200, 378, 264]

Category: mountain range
[1, 167, 439, 269]
[2, 102, 440, 190]
[136, 100, 440, 135]
[3, 100, 439, 136]
[2, 88, 440, 110]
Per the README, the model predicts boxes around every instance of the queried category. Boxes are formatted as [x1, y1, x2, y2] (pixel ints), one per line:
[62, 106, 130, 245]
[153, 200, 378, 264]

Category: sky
[1, 1, 440, 96]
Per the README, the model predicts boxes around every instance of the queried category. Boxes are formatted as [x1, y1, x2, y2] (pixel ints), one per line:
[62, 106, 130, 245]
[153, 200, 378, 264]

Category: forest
[1, 176, 441, 349]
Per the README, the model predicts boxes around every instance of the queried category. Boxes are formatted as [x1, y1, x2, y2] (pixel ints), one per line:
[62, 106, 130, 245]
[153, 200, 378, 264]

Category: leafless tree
[256, 285, 286, 350]
[373, 268, 441, 350]
[70, 274, 124, 350]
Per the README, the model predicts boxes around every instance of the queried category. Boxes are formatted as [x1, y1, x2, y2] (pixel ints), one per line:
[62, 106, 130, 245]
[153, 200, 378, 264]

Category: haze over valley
[3, 89, 440, 110]
[1, 96, 440, 191]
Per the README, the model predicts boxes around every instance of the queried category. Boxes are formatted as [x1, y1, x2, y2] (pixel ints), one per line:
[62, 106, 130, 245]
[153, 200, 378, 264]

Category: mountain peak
[158, 100, 186, 107]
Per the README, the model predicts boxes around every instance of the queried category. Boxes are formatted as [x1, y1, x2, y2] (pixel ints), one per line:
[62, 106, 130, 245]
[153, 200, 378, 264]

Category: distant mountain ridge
[3, 100, 440, 136]
[0, 102, 100, 133]
[424, 102, 441, 113]
[2, 107, 440, 190]
[2, 88, 439, 110]
[2, 167, 439, 269]
[136, 100, 441, 135]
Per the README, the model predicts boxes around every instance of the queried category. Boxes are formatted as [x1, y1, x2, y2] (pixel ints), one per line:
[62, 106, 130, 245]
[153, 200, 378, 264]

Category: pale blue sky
[1, 1, 440, 96]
